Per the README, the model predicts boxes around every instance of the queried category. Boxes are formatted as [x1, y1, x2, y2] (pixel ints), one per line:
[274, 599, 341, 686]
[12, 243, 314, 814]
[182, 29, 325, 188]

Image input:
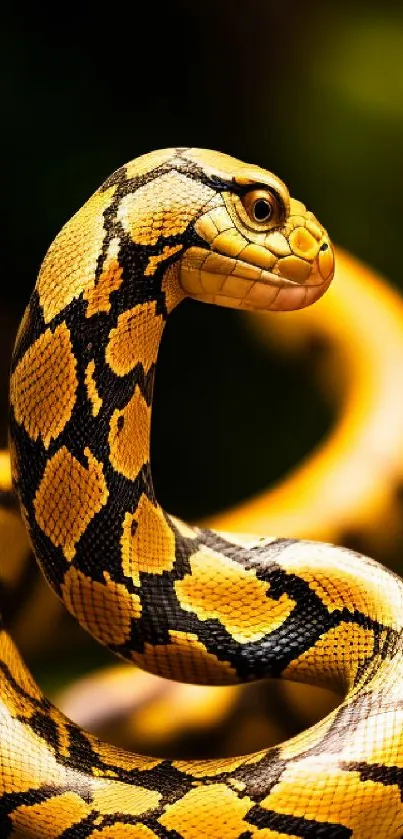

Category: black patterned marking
[340, 760, 403, 796]
[246, 804, 351, 837]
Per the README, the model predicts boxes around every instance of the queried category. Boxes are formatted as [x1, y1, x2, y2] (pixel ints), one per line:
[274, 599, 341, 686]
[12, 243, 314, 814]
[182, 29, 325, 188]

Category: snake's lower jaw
[263, 244, 335, 312]
[180, 241, 335, 311]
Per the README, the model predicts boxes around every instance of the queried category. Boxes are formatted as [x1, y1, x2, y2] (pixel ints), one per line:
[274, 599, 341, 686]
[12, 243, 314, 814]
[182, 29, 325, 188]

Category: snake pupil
[253, 198, 272, 222]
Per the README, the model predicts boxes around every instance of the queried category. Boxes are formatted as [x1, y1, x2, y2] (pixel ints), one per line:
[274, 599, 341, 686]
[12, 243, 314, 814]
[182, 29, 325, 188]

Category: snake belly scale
[2, 147, 403, 838]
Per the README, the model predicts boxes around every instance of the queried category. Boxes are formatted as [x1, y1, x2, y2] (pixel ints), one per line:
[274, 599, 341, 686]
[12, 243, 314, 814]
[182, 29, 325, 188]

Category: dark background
[3, 0, 403, 520]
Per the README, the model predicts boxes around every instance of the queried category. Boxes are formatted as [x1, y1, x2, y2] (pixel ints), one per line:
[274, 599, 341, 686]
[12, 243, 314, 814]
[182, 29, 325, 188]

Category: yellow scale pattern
[108, 387, 150, 482]
[61, 567, 142, 645]
[121, 494, 176, 585]
[175, 548, 296, 644]
[85, 360, 103, 417]
[10, 323, 78, 449]
[33, 446, 108, 561]
[117, 172, 216, 246]
[84, 241, 124, 318]
[132, 629, 236, 683]
[37, 186, 116, 323]
[106, 301, 164, 376]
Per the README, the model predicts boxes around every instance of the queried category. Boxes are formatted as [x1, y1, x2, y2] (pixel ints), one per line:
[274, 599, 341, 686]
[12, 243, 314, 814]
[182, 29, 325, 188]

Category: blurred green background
[3, 1, 403, 719]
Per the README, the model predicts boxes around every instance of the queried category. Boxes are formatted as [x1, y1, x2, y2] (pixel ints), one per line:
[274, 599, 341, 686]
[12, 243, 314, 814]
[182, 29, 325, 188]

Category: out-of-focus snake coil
[2, 148, 403, 838]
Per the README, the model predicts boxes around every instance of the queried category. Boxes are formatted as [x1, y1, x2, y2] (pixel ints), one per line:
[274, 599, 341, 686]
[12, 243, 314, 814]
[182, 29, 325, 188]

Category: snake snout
[315, 236, 335, 285]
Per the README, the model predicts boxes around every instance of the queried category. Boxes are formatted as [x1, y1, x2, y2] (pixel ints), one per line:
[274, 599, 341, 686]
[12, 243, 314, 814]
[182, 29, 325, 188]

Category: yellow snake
[2, 147, 403, 838]
[5, 248, 403, 662]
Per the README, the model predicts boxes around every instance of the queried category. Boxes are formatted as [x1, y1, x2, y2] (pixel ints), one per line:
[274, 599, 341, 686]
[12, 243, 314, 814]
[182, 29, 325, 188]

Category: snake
[2, 147, 403, 838]
[5, 246, 403, 661]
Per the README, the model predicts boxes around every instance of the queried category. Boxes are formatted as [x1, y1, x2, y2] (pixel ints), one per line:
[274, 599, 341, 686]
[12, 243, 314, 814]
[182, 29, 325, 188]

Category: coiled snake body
[2, 148, 403, 838]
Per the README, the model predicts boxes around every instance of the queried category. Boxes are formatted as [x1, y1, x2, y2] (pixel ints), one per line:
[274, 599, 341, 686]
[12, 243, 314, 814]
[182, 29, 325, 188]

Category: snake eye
[241, 189, 280, 225]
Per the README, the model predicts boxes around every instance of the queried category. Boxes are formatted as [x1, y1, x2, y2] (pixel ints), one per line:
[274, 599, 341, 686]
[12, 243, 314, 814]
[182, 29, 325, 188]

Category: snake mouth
[231, 264, 325, 288]
[180, 245, 334, 310]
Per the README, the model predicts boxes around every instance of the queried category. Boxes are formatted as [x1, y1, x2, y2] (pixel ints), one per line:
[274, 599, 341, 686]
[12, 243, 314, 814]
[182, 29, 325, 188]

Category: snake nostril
[320, 242, 329, 252]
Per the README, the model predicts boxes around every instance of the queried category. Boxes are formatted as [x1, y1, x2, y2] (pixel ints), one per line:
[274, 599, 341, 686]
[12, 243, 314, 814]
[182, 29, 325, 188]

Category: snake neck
[9, 230, 191, 641]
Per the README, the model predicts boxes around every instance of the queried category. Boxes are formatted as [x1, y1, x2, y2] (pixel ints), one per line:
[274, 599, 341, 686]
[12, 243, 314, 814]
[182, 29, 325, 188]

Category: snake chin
[180, 252, 333, 312]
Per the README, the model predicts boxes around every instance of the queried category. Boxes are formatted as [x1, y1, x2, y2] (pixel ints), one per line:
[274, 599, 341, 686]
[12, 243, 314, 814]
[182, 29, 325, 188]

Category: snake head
[180, 149, 334, 311]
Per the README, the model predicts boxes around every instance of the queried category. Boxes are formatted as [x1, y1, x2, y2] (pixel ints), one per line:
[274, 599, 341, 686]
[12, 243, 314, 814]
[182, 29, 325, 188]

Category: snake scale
[2, 147, 403, 838]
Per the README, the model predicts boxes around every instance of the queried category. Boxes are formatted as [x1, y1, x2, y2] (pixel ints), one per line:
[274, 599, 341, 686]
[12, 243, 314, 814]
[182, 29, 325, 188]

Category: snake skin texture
[2, 148, 403, 837]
